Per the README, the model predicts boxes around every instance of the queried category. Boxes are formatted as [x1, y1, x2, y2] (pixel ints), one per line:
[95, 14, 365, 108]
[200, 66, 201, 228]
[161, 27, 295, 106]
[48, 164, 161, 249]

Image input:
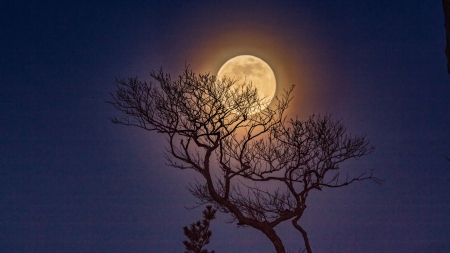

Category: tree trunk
[261, 226, 286, 253]
[443, 0, 450, 74]
[292, 217, 312, 253]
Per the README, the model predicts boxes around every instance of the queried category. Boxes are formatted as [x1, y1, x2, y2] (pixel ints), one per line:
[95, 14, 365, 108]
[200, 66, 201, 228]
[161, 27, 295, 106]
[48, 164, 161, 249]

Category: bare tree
[108, 68, 381, 253]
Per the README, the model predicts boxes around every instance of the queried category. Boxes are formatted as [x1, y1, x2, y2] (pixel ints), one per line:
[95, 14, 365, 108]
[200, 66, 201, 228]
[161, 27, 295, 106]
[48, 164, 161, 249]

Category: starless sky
[1, 0, 449, 252]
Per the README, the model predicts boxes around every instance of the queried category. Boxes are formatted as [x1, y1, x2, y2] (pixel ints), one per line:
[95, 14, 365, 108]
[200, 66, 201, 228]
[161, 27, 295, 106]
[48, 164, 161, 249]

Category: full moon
[217, 55, 276, 113]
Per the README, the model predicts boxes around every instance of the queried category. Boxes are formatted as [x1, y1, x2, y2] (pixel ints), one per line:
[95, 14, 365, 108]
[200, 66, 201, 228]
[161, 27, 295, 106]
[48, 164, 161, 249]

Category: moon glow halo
[217, 55, 276, 113]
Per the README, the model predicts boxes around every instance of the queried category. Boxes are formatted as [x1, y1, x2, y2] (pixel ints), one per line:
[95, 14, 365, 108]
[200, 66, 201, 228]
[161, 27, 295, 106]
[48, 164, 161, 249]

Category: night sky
[1, 0, 449, 252]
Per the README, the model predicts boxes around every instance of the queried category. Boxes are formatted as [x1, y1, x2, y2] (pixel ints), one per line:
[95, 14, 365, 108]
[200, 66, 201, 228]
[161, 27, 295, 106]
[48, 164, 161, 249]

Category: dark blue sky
[1, 0, 449, 252]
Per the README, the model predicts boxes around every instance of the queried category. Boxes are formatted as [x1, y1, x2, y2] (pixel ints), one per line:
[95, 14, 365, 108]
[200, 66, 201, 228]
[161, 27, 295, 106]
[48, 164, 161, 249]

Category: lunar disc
[217, 55, 276, 113]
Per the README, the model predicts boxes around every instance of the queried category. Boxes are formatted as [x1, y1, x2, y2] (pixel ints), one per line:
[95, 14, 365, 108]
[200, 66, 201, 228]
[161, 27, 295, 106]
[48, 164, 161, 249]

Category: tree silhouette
[443, 0, 450, 74]
[108, 67, 381, 253]
[183, 205, 217, 253]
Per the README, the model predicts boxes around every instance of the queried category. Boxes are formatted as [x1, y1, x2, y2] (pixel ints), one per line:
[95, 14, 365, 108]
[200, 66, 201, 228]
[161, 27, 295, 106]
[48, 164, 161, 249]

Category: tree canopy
[109, 68, 381, 253]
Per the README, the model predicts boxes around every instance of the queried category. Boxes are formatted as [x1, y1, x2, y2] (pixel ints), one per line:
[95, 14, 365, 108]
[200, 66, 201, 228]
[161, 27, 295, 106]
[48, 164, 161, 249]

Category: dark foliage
[183, 205, 217, 253]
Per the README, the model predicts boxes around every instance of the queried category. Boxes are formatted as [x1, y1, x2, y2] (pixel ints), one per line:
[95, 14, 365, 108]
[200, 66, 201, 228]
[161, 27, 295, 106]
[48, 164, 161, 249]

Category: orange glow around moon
[217, 55, 276, 113]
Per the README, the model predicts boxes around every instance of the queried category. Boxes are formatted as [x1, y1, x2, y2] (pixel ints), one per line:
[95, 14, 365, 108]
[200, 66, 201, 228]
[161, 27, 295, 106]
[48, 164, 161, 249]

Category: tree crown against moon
[109, 65, 380, 253]
[217, 55, 276, 113]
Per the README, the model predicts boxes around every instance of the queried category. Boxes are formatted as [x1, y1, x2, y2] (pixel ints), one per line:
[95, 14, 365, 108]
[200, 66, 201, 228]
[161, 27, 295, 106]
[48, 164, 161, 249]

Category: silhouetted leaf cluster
[183, 205, 216, 253]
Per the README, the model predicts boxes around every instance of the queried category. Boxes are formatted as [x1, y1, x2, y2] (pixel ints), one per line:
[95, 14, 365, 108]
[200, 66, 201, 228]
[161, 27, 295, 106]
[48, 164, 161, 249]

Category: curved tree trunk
[292, 216, 312, 253]
[260, 227, 286, 253]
